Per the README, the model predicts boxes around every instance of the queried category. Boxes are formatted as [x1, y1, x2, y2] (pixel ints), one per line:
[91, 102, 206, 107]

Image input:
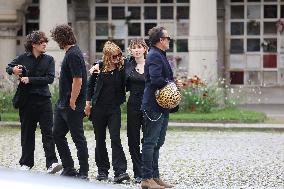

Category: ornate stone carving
[0, 24, 20, 37]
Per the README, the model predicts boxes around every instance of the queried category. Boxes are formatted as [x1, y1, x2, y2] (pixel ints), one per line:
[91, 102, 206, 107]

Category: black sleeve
[68, 53, 84, 78]
[29, 57, 55, 85]
[86, 73, 98, 101]
[6, 56, 21, 75]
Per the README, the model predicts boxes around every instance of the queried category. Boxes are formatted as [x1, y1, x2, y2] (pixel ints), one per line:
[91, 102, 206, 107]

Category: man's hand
[70, 98, 76, 110]
[20, 77, 29, 84]
[175, 79, 184, 89]
[84, 102, 91, 117]
[12, 65, 23, 76]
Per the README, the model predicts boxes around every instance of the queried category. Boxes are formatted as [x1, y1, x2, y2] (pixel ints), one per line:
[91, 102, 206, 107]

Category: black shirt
[96, 70, 118, 106]
[127, 68, 145, 107]
[6, 52, 55, 97]
[57, 45, 87, 111]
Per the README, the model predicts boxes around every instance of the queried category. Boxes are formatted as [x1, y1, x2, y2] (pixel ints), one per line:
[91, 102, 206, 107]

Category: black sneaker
[77, 172, 89, 181]
[96, 172, 108, 181]
[114, 172, 130, 183]
[60, 167, 77, 177]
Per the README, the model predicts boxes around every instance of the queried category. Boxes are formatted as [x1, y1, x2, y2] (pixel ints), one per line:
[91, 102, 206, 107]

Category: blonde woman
[85, 41, 130, 183]
[125, 38, 148, 183]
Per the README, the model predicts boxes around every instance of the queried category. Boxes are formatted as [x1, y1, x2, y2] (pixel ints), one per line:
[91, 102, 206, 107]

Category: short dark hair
[148, 26, 165, 46]
[24, 31, 48, 52]
[50, 24, 76, 48]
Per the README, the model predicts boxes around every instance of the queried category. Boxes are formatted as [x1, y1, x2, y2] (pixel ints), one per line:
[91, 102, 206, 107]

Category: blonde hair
[102, 41, 124, 72]
[128, 38, 149, 58]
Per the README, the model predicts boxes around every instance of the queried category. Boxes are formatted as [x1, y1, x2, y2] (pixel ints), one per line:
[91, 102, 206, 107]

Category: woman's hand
[89, 64, 100, 74]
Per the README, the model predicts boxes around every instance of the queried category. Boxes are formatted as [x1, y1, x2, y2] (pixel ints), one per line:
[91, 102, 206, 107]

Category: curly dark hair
[24, 31, 48, 52]
[148, 26, 165, 47]
[50, 24, 76, 49]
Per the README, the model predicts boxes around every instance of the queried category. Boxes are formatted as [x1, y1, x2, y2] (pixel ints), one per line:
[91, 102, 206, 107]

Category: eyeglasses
[112, 53, 122, 59]
[161, 36, 171, 41]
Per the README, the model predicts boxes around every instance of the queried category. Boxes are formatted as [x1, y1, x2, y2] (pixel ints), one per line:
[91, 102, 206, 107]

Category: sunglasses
[112, 53, 122, 59]
[37, 40, 48, 45]
[161, 36, 171, 41]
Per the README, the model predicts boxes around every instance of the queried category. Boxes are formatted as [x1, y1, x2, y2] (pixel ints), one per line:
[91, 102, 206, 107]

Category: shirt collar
[152, 46, 166, 56]
[27, 52, 43, 58]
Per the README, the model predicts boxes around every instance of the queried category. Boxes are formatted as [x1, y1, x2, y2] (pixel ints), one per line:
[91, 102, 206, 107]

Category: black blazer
[86, 60, 126, 107]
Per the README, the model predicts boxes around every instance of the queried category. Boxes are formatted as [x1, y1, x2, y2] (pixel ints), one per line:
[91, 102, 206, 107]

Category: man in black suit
[6, 31, 62, 174]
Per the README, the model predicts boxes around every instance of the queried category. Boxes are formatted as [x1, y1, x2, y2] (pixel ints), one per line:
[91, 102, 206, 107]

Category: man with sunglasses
[140, 26, 183, 189]
[6, 31, 62, 174]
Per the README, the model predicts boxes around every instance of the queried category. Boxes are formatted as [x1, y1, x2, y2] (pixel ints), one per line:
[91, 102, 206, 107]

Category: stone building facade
[0, 0, 283, 103]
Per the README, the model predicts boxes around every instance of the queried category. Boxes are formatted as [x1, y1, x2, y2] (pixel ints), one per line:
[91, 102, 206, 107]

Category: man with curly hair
[51, 24, 89, 180]
[6, 31, 62, 174]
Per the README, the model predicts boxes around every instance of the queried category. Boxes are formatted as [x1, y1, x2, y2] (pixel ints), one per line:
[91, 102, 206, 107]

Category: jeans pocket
[143, 108, 162, 122]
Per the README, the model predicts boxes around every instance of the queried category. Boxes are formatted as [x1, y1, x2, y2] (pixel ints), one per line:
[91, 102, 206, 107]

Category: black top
[86, 60, 126, 107]
[96, 70, 118, 106]
[125, 59, 145, 108]
[57, 45, 87, 111]
[6, 52, 55, 97]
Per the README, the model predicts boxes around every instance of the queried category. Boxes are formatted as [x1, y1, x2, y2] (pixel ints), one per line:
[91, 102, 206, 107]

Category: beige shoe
[154, 178, 174, 188]
[141, 179, 165, 189]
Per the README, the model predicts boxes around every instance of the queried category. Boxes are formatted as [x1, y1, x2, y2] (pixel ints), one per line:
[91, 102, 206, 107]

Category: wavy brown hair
[102, 41, 124, 72]
[128, 38, 149, 59]
[50, 24, 76, 49]
[25, 31, 48, 52]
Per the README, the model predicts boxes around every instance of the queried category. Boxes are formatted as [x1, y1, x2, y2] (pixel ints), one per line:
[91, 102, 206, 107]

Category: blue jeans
[141, 107, 169, 179]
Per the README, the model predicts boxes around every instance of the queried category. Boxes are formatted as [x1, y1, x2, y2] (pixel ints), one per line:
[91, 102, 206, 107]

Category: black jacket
[86, 60, 126, 107]
[6, 52, 55, 98]
[6, 52, 55, 109]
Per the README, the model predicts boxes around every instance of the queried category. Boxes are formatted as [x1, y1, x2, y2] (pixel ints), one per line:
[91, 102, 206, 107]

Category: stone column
[0, 24, 19, 88]
[39, 0, 68, 76]
[188, 0, 218, 83]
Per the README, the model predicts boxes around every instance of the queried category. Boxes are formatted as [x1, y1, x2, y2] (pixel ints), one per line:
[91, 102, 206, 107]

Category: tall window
[228, 0, 284, 86]
[93, 0, 190, 76]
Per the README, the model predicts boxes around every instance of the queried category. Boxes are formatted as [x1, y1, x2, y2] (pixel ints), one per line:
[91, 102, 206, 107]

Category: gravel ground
[0, 127, 283, 189]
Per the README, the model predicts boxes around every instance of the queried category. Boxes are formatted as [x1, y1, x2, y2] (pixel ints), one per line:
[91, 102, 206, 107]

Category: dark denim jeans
[141, 107, 169, 179]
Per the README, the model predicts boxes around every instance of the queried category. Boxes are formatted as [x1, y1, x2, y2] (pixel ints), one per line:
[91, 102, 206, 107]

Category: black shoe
[134, 177, 142, 183]
[114, 172, 130, 183]
[96, 172, 108, 181]
[60, 167, 77, 177]
[77, 172, 89, 181]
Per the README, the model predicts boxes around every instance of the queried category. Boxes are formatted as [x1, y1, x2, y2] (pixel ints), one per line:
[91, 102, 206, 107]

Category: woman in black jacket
[125, 38, 148, 183]
[84, 41, 129, 183]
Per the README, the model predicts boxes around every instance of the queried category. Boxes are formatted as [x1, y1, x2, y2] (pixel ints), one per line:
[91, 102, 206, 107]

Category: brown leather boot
[154, 178, 174, 188]
[141, 179, 165, 189]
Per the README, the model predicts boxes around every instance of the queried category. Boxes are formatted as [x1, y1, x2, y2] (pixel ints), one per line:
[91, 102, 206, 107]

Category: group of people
[6, 24, 183, 189]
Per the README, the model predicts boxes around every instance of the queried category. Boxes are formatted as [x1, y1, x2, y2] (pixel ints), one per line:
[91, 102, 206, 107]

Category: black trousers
[53, 106, 89, 173]
[19, 95, 58, 168]
[127, 102, 144, 178]
[92, 104, 127, 177]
